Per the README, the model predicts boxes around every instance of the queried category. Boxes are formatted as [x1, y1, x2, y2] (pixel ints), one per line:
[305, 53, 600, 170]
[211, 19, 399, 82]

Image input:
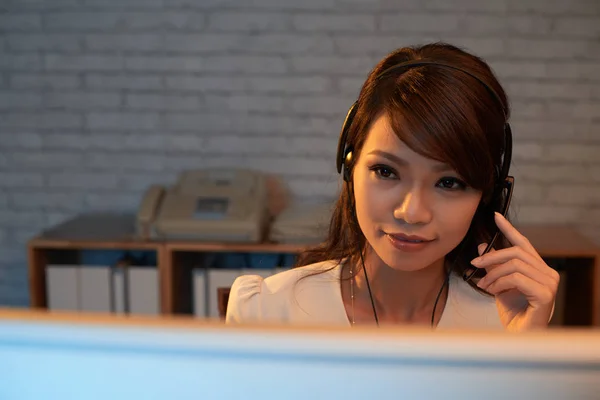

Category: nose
[393, 190, 433, 225]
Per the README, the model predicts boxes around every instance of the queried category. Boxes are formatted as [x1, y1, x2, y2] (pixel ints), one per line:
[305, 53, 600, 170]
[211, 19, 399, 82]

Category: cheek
[437, 195, 481, 240]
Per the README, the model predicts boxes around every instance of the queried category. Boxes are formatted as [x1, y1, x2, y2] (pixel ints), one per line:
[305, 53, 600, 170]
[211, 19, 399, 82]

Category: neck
[353, 248, 448, 324]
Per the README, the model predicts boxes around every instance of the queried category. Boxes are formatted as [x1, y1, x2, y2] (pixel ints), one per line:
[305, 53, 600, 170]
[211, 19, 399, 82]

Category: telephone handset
[135, 169, 270, 243]
[136, 185, 165, 239]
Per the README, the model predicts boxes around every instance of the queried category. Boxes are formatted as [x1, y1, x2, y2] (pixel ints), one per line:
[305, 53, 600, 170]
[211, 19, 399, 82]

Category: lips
[387, 233, 433, 243]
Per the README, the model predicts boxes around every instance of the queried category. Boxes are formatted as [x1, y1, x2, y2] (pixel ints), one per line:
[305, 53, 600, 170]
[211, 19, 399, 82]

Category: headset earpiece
[343, 147, 353, 182]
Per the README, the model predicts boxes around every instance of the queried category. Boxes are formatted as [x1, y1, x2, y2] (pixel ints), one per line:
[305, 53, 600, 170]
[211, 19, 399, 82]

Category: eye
[437, 177, 467, 191]
[369, 164, 397, 179]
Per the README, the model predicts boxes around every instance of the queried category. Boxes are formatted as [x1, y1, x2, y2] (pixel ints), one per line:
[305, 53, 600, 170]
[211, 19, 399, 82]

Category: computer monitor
[1, 308, 599, 400]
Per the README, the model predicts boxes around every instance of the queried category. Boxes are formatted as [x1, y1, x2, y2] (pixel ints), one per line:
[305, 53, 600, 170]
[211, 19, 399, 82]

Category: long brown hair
[295, 42, 512, 293]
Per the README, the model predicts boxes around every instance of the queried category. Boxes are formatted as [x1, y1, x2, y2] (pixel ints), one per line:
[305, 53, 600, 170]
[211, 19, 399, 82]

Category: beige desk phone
[136, 169, 270, 242]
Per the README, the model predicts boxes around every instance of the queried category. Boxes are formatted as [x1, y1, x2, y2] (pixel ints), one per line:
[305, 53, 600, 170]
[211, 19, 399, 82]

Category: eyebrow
[366, 150, 455, 173]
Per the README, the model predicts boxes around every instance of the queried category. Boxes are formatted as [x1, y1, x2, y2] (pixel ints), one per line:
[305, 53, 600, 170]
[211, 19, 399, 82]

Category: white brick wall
[1, 0, 599, 306]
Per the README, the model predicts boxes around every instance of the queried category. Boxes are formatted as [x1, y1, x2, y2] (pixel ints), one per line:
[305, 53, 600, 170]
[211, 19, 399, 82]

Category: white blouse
[225, 259, 503, 330]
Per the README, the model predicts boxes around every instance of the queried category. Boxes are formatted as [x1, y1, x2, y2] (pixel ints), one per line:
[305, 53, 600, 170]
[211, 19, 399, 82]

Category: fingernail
[477, 278, 486, 288]
[494, 212, 503, 219]
[471, 257, 482, 266]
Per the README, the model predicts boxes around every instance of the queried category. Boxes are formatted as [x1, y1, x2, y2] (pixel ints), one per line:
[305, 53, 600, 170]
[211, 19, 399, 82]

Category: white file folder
[193, 268, 207, 318]
[128, 266, 159, 315]
[79, 266, 112, 313]
[46, 265, 79, 312]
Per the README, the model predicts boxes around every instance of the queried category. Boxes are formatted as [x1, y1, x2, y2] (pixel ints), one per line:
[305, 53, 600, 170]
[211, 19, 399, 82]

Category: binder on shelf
[79, 265, 112, 313]
[193, 268, 207, 318]
[127, 266, 159, 316]
[46, 265, 79, 312]
[111, 268, 127, 314]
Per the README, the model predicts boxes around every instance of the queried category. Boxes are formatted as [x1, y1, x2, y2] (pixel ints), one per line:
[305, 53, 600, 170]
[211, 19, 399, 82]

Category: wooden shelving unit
[27, 213, 600, 326]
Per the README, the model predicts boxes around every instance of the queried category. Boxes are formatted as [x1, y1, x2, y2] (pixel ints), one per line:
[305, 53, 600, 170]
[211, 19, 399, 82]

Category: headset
[335, 60, 515, 326]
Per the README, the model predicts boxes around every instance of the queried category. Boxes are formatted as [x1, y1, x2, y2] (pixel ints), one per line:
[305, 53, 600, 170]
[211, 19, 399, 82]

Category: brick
[86, 153, 166, 172]
[0, 92, 42, 109]
[88, 133, 167, 151]
[547, 185, 597, 206]
[44, 92, 121, 109]
[205, 55, 288, 73]
[41, 132, 168, 151]
[509, 121, 600, 142]
[7, 0, 81, 10]
[0, 112, 83, 129]
[7, 34, 80, 51]
[125, 93, 200, 111]
[380, 14, 459, 33]
[86, 112, 160, 130]
[335, 0, 422, 11]
[166, 75, 332, 93]
[506, 39, 598, 60]
[85, 34, 165, 52]
[460, 15, 552, 35]
[201, 136, 336, 156]
[7, 151, 85, 170]
[294, 14, 376, 31]
[512, 142, 544, 161]
[508, 0, 600, 15]
[45, 11, 205, 31]
[507, 82, 594, 100]
[0, 53, 42, 71]
[289, 56, 375, 74]
[513, 163, 593, 184]
[0, 132, 42, 149]
[553, 17, 600, 38]
[508, 183, 546, 205]
[510, 101, 600, 120]
[124, 56, 203, 72]
[207, 12, 290, 31]
[165, 135, 205, 152]
[426, 0, 507, 11]
[10, 191, 86, 211]
[82, 0, 164, 8]
[164, 113, 338, 135]
[289, 95, 351, 116]
[545, 144, 600, 162]
[48, 172, 118, 189]
[164, 33, 335, 54]
[10, 73, 80, 89]
[45, 54, 124, 71]
[545, 62, 600, 81]
[173, 0, 337, 10]
[491, 62, 547, 80]
[250, 156, 331, 176]
[286, 177, 339, 199]
[85, 193, 140, 210]
[0, 14, 41, 30]
[0, 212, 46, 233]
[511, 205, 582, 225]
[117, 172, 174, 191]
[85, 73, 162, 90]
[204, 94, 285, 112]
[43, 12, 126, 30]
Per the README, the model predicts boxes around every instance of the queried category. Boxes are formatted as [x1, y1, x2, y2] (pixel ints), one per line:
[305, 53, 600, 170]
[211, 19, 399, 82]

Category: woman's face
[352, 112, 483, 272]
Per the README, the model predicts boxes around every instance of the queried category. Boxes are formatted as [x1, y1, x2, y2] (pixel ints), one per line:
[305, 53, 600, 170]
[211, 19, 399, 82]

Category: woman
[226, 42, 559, 331]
